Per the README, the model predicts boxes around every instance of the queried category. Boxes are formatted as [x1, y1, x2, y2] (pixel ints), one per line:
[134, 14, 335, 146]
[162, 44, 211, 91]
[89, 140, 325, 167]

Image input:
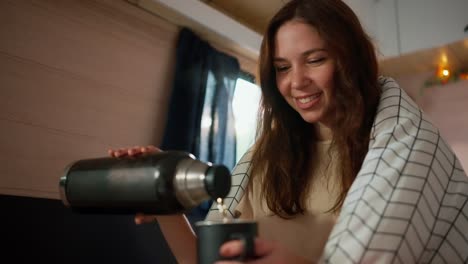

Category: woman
[110, 0, 468, 263]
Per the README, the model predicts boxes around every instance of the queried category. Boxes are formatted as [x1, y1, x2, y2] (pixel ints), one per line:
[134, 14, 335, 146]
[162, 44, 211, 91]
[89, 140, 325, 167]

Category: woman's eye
[275, 65, 290, 72]
[307, 58, 326, 64]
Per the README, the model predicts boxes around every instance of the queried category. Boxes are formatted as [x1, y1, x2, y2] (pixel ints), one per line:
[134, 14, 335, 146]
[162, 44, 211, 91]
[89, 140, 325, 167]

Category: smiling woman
[273, 20, 336, 128]
[204, 0, 468, 263]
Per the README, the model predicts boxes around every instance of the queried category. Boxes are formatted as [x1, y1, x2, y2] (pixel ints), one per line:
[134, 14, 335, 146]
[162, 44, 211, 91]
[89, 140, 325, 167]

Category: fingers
[108, 148, 131, 158]
[250, 238, 275, 257]
[134, 213, 157, 225]
[128, 146, 143, 156]
[134, 214, 144, 225]
[108, 145, 161, 158]
[141, 145, 161, 154]
[219, 238, 274, 259]
[108, 149, 117, 157]
[219, 240, 245, 258]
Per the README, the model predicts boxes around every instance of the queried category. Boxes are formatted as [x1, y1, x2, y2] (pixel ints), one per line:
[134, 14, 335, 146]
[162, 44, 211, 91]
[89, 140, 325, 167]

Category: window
[232, 77, 261, 162]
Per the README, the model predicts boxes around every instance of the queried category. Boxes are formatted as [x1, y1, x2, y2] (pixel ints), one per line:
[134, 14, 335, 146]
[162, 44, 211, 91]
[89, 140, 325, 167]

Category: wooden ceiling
[200, 0, 284, 35]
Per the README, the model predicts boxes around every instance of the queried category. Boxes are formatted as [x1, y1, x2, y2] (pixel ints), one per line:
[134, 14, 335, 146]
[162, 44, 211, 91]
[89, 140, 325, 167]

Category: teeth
[298, 94, 319, 103]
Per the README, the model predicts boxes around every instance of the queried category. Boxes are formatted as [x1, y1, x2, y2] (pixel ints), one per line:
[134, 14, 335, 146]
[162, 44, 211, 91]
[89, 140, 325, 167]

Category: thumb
[252, 238, 275, 257]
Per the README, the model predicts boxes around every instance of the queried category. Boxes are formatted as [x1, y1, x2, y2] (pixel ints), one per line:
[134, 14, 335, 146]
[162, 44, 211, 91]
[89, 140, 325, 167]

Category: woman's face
[274, 20, 336, 126]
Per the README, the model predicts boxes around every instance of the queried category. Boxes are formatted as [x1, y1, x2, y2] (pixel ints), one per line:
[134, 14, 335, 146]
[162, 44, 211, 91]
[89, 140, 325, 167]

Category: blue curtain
[161, 28, 240, 223]
[198, 50, 238, 171]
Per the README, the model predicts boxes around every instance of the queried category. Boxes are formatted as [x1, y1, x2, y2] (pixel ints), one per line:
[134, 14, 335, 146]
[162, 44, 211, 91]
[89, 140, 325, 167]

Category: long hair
[251, 0, 381, 218]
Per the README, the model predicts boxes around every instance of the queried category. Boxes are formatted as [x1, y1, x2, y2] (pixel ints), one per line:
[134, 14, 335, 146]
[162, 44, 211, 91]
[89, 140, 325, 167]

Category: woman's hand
[108, 145, 160, 158]
[134, 212, 158, 225]
[215, 238, 314, 264]
[108, 145, 161, 225]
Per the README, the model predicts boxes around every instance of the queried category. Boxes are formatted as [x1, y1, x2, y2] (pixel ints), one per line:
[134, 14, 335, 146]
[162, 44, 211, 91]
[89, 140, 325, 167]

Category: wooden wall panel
[0, 0, 259, 200]
[0, 0, 179, 199]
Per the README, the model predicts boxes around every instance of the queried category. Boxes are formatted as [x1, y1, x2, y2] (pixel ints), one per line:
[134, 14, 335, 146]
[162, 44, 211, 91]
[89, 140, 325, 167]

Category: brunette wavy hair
[250, 0, 381, 218]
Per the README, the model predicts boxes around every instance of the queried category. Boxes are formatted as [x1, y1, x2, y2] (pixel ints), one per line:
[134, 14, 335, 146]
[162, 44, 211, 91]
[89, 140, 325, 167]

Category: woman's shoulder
[372, 76, 438, 138]
[232, 147, 254, 176]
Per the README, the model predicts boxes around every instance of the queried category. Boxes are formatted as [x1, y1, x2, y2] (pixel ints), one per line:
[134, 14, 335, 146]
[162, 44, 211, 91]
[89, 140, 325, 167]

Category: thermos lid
[204, 165, 231, 199]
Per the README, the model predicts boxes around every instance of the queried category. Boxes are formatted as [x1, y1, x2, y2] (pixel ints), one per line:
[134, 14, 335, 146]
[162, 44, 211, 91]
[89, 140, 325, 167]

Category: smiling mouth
[294, 92, 322, 110]
[297, 94, 320, 103]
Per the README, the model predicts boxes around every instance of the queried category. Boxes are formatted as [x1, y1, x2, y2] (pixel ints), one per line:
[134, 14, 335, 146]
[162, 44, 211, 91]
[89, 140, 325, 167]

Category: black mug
[195, 220, 258, 264]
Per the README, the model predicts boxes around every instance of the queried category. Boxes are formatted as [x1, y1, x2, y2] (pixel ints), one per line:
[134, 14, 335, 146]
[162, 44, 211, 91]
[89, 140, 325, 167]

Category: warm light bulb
[441, 53, 448, 64]
[436, 65, 451, 79]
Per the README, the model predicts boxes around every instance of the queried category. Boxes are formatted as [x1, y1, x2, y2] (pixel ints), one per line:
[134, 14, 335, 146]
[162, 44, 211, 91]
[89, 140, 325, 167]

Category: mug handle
[229, 233, 255, 261]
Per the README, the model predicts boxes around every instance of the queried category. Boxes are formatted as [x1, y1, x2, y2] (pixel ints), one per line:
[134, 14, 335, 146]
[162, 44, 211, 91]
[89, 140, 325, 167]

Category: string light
[420, 52, 467, 95]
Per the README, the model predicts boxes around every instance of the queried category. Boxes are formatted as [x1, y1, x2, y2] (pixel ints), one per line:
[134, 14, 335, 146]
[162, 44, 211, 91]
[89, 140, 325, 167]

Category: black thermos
[59, 151, 231, 214]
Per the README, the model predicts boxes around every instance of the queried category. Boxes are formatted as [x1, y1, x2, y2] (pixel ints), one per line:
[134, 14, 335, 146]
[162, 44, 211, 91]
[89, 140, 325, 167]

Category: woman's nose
[290, 67, 309, 90]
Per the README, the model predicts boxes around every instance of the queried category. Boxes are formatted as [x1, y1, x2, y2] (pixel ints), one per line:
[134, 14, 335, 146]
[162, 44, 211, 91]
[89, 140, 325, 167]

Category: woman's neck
[315, 122, 333, 141]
